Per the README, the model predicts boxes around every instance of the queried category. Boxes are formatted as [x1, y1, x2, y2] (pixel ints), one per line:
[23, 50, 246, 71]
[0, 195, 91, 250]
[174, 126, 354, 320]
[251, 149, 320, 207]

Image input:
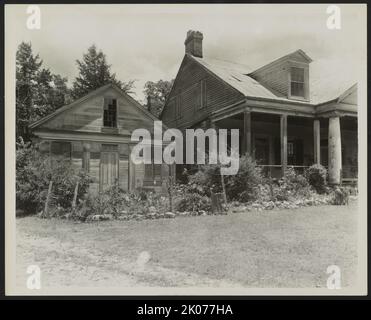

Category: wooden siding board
[252, 60, 289, 97]
[162, 55, 244, 128]
[38, 86, 156, 135]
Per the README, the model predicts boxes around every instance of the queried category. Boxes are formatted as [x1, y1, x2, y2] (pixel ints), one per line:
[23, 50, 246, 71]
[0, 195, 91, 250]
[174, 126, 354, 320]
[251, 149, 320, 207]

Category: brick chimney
[184, 30, 203, 58]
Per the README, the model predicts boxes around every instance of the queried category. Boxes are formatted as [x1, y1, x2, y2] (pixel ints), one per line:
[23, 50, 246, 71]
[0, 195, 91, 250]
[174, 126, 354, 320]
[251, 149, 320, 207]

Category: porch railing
[257, 165, 310, 178]
[258, 165, 358, 182]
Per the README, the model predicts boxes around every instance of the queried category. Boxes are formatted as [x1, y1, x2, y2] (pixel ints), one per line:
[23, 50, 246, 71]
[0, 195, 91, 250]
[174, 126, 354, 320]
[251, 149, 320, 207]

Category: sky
[6, 4, 367, 103]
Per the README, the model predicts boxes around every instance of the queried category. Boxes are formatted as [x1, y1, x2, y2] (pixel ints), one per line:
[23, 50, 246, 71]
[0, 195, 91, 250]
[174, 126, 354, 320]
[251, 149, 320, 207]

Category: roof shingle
[190, 53, 357, 105]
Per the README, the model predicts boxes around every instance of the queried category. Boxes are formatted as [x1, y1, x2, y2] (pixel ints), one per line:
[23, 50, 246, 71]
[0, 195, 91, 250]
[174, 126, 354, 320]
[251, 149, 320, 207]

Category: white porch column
[280, 114, 288, 175]
[313, 119, 321, 165]
[328, 116, 342, 184]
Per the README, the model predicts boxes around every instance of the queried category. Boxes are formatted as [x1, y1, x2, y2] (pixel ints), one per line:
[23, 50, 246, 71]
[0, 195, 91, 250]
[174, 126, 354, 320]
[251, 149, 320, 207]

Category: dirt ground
[15, 201, 359, 290]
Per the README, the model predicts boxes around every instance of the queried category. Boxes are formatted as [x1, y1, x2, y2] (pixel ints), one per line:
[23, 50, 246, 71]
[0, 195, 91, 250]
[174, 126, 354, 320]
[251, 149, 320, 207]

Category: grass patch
[16, 201, 358, 288]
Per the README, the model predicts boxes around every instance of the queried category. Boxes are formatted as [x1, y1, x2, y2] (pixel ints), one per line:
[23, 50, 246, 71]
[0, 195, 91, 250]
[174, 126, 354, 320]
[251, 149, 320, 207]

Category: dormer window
[290, 67, 305, 98]
[103, 98, 117, 127]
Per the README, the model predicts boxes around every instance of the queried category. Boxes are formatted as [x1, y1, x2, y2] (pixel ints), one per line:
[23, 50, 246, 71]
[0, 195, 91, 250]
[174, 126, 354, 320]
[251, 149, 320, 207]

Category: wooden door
[100, 151, 118, 191]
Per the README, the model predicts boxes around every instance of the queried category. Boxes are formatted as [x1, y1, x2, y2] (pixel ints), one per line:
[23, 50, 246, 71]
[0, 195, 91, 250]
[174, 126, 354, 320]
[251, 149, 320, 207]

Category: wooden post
[43, 180, 53, 217]
[82, 143, 90, 172]
[243, 110, 252, 155]
[280, 114, 288, 175]
[328, 116, 342, 185]
[313, 119, 321, 165]
[71, 180, 79, 210]
[167, 164, 174, 212]
[127, 143, 131, 191]
[211, 192, 224, 214]
[129, 145, 136, 191]
[220, 168, 227, 204]
[268, 136, 274, 177]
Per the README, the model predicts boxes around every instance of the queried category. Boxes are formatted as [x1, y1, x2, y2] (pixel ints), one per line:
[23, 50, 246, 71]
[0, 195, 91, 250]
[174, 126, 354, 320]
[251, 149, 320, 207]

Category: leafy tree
[16, 42, 71, 141]
[34, 68, 70, 119]
[72, 44, 134, 99]
[16, 42, 42, 139]
[143, 79, 174, 117]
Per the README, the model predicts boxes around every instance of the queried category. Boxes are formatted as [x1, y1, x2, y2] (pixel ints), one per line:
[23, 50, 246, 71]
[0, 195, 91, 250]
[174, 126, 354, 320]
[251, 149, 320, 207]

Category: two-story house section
[161, 30, 358, 184]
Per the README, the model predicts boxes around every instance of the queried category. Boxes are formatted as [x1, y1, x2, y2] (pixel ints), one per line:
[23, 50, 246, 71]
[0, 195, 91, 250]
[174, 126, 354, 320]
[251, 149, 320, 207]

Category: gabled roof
[250, 49, 313, 76]
[189, 51, 358, 106]
[30, 83, 163, 130]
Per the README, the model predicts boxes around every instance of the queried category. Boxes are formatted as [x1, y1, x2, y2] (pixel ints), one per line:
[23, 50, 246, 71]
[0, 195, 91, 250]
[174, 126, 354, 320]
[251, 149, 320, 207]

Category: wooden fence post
[43, 180, 53, 217]
[220, 168, 227, 204]
[211, 192, 224, 214]
[71, 180, 79, 210]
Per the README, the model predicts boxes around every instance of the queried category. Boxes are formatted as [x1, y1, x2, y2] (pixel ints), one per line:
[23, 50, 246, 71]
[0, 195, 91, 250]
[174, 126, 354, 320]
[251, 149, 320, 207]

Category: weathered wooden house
[30, 83, 171, 193]
[161, 30, 358, 184]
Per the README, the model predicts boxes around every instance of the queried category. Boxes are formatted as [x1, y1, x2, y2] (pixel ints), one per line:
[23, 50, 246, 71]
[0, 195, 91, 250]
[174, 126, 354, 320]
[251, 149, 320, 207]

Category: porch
[211, 109, 358, 184]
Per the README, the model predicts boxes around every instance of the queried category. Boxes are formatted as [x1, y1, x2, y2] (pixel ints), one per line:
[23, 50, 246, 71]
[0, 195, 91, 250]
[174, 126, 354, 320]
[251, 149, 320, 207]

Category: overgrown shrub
[270, 167, 313, 201]
[331, 187, 350, 205]
[224, 155, 263, 202]
[305, 164, 328, 194]
[16, 139, 91, 214]
[74, 185, 170, 220]
[185, 155, 263, 203]
[175, 192, 211, 213]
[187, 164, 223, 196]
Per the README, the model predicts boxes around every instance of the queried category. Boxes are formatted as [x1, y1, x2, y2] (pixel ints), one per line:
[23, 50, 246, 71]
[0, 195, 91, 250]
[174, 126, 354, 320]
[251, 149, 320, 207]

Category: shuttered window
[290, 67, 305, 97]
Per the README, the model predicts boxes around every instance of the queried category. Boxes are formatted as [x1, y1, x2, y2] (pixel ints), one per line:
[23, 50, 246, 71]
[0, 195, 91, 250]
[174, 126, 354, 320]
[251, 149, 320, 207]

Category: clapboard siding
[251, 60, 289, 97]
[161, 55, 244, 128]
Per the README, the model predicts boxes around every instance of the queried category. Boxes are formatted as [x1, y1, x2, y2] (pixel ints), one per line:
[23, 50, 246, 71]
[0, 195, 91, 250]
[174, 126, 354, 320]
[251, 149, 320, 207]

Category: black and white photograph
[4, 3, 367, 296]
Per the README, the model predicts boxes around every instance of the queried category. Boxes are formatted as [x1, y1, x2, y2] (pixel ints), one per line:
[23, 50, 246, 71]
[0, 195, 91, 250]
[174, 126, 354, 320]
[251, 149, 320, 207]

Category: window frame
[288, 62, 309, 101]
[103, 97, 118, 128]
[290, 67, 305, 98]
